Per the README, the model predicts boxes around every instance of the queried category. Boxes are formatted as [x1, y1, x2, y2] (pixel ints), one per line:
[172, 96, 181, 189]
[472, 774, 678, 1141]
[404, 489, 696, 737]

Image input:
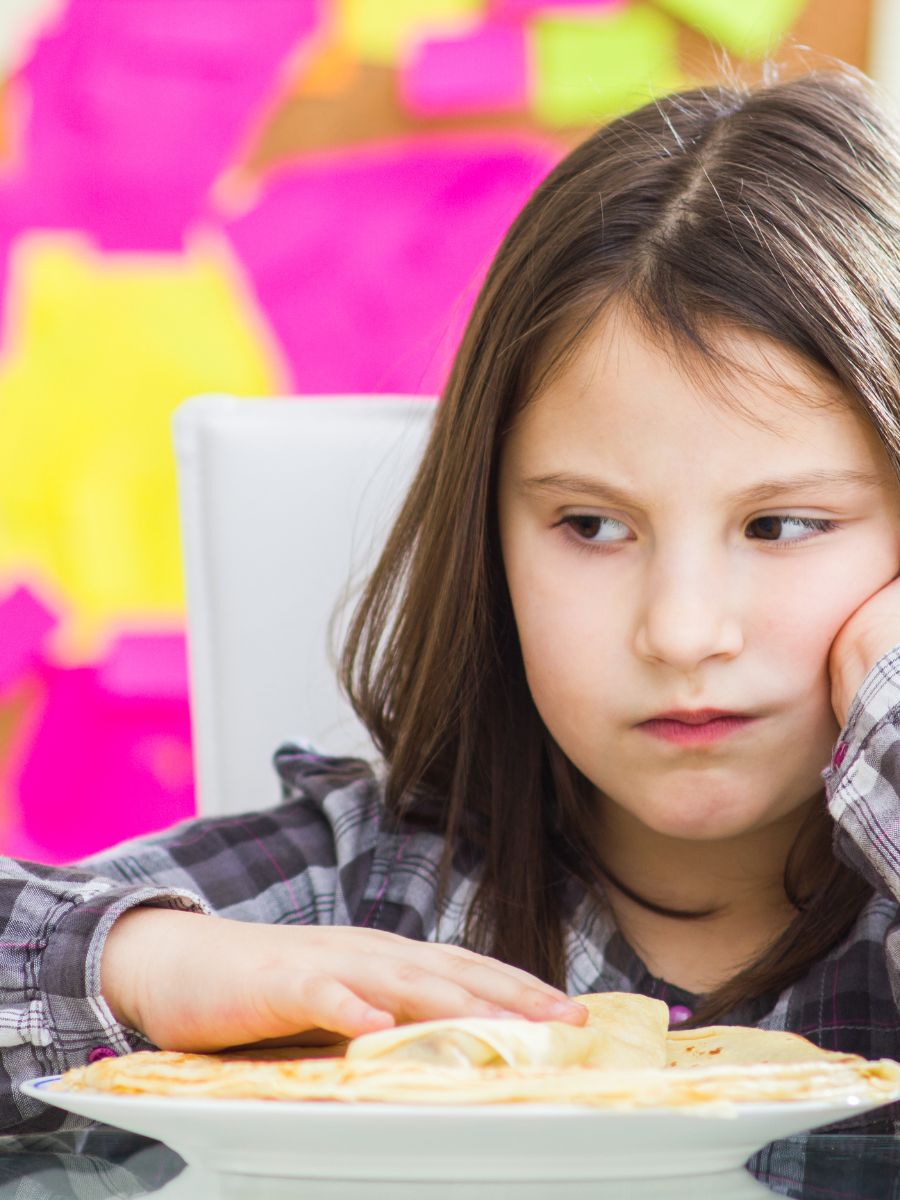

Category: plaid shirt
[3, 648, 900, 1136]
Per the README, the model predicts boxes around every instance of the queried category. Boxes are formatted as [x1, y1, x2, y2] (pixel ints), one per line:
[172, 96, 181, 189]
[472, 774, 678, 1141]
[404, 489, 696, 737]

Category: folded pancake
[345, 993, 670, 1070]
[666, 1025, 861, 1069]
[344, 1018, 606, 1069]
[54, 1047, 900, 1111]
[50, 989, 900, 1110]
[572, 992, 670, 1069]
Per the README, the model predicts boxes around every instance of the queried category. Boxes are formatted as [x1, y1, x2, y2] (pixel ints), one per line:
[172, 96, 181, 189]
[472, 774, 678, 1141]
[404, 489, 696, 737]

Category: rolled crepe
[572, 992, 670, 1069]
[345, 1018, 600, 1069]
[345, 992, 670, 1071]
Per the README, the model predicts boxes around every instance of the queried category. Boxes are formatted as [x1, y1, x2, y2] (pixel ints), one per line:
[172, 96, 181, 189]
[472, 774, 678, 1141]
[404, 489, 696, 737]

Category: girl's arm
[1, 751, 381, 1132]
[0, 861, 211, 1133]
[1, 748, 581, 1134]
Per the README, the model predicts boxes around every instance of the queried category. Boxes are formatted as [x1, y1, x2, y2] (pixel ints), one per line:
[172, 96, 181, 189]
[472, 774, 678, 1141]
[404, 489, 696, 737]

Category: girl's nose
[633, 559, 744, 671]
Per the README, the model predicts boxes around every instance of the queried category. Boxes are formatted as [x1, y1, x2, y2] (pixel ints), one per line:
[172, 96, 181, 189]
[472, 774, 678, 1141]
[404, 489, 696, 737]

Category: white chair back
[173, 394, 436, 816]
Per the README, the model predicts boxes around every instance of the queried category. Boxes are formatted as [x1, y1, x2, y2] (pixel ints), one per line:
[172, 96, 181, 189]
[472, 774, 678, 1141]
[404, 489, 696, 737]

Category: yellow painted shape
[530, 5, 684, 128]
[0, 232, 285, 659]
[337, 0, 483, 66]
[655, 0, 806, 60]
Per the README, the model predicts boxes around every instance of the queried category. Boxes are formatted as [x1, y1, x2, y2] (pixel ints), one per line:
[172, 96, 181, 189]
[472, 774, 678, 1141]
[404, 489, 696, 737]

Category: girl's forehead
[521, 315, 847, 436]
[505, 313, 895, 492]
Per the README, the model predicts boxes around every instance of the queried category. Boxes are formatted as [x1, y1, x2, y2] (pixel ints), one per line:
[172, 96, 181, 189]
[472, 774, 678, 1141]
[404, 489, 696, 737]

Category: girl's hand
[101, 908, 587, 1053]
[828, 575, 900, 728]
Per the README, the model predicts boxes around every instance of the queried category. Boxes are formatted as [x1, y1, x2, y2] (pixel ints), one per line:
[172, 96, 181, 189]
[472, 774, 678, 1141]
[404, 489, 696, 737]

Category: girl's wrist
[100, 906, 193, 1034]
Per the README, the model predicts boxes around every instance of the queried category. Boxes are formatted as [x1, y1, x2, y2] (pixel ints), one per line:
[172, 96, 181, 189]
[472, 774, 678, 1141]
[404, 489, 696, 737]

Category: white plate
[20, 1075, 895, 1182]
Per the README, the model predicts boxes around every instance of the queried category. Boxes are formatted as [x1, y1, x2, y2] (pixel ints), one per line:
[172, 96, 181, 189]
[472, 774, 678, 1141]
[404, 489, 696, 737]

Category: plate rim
[20, 1074, 892, 1120]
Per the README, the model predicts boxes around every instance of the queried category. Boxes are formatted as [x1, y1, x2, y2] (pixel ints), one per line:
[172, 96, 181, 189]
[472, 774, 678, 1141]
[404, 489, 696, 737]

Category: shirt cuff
[822, 644, 900, 900]
[37, 883, 211, 1074]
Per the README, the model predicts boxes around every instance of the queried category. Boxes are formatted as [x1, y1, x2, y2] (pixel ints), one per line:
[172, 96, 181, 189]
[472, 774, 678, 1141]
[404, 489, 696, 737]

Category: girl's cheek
[519, 586, 625, 711]
[758, 583, 842, 652]
[759, 546, 896, 664]
[748, 510, 900, 646]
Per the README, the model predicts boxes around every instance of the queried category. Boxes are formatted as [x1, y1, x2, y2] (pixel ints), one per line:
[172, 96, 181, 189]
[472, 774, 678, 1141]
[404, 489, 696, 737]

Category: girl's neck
[593, 790, 817, 919]
[604, 883, 799, 995]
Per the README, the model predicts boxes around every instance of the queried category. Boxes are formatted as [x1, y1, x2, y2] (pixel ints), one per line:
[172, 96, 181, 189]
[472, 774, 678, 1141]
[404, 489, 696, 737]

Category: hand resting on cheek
[829, 572, 900, 727]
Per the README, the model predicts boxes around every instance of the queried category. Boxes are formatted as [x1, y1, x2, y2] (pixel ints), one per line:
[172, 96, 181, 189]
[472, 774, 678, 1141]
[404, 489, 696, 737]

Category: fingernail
[550, 1000, 582, 1017]
[363, 1009, 395, 1028]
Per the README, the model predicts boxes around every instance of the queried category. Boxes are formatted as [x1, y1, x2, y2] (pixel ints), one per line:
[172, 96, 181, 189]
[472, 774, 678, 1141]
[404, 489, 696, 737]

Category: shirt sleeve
[0, 746, 382, 1134]
[822, 644, 900, 902]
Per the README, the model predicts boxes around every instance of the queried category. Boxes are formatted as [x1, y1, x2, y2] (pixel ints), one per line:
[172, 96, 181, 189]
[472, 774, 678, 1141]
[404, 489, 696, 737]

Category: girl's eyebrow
[519, 468, 884, 507]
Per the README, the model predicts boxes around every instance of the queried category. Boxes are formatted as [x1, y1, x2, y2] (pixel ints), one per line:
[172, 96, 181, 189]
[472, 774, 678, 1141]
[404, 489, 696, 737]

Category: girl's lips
[638, 715, 757, 746]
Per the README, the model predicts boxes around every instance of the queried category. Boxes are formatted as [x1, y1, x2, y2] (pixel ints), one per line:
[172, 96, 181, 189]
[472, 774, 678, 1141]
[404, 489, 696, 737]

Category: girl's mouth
[637, 716, 757, 746]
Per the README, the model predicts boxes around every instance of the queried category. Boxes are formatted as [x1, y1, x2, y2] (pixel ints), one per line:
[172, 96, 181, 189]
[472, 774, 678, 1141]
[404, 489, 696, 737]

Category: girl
[3, 63, 900, 1136]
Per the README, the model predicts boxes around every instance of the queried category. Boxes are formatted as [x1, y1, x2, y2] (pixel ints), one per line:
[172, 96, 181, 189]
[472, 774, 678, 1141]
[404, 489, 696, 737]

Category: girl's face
[498, 311, 900, 842]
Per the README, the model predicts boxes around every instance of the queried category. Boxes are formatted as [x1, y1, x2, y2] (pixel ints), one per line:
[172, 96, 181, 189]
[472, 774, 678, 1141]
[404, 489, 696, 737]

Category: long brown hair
[340, 66, 900, 1024]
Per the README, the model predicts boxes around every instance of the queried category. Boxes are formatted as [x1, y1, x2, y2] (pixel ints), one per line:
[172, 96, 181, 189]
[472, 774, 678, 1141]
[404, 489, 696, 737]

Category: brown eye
[748, 516, 783, 541]
[745, 516, 838, 546]
[568, 516, 605, 539]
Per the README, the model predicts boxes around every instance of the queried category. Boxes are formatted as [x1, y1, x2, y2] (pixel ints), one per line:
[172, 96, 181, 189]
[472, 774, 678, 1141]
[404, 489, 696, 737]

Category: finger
[325, 930, 584, 1020]
[370, 941, 584, 1020]
[338, 930, 575, 1003]
[343, 959, 565, 1026]
[432, 944, 579, 1003]
[413, 956, 585, 1023]
[277, 974, 397, 1039]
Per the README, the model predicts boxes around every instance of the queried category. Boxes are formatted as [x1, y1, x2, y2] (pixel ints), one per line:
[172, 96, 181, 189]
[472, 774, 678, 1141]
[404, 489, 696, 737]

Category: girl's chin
[622, 796, 779, 842]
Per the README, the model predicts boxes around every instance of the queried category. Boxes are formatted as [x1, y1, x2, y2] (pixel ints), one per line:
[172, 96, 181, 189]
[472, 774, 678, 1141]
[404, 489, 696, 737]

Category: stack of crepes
[54, 993, 900, 1112]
